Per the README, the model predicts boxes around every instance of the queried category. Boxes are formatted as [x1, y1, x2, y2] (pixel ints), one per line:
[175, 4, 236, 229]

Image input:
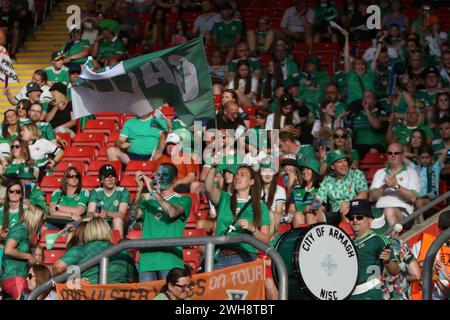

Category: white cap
[166, 132, 181, 145]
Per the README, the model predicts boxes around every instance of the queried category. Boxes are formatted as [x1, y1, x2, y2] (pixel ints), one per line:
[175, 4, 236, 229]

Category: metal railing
[28, 234, 288, 300]
[384, 190, 450, 235]
[421, 227, 450, 300]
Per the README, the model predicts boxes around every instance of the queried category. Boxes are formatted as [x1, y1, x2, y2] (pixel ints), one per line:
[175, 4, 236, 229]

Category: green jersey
[50, 189, 89, 215]
[45, 66, 70, 84]
[335, 101, 348, 118]
[316, 169, 368, 212]
[61, 39, 91, 64]
[392, 125, 434, 145]
[351, 109, 386, 146]
[415, 88, 442, 109]
[88, 187, 130, 222]
[349, 231, 397, 300]
[347, 68, 375, 103]
[97, 37, 126, 61]
[0, 223, 30, 280]
[215, 191, 270, 254]
[0, 207, 20, 230]
[120, 116, 165, 156]
[61, 241, 135, 284]
[139, 193, 192, 272]
[211, 19, 243, 46]
[296, 144, 317, 162]
[290, 186, 318, 212]
[36, 122, 56, 141]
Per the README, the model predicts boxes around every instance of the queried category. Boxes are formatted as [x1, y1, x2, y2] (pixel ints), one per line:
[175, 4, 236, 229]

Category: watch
[55, 206, 59, 211]
[394, 184, 400, 191]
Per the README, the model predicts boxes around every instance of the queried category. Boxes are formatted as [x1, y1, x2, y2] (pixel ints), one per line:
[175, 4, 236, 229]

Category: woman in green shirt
[153, 266, 193, 300]
[1, 202, 46, 299]
[3, 139, 36, 180]
[46, 166, 89, 230]
[1, 109, 20, 143]
[0, 181, 26, 242]
[205, 162, 270, 269]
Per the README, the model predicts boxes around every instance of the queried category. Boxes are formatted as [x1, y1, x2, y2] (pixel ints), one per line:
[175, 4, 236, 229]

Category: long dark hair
[30, 264, 53, 300]
[8, 139, 33, 167]
[273, 100, 294, 130]
[61, 166, 82, 195]
[300, 169, 321, 189]
[407, 128, 427, 153]
[233, 60, 252, 95]
[3, 180, 24, 231]
[262, 173, 278, 211]
[2, 109, 18, 142]
[159, 265, 192, 295]
[231, 166, 262, 227]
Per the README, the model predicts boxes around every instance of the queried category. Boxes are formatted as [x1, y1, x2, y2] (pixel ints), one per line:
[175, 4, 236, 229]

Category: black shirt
[48, 101, 77, 133]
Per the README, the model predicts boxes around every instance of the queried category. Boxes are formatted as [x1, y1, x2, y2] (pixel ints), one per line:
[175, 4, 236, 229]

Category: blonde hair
[84, 217, 112, 243]
[20, 204, 46, 245]
[51, 90, 68, 107]
[22, 123, 41, 140]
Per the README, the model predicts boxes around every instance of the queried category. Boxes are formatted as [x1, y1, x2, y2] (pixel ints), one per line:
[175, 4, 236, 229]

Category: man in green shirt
[212, 2, 243, 65]
[27, 102, 57, 144]
[135, 164, 192, 282]
[87, 164, 130, 239]
[45, 51, 70, 85]
[325, 83, 348, 118]
[61, 25, 91, 66]
[298, 55, 330, 103]
[92, 19, 127, 67]
[316, 149, 368, 225]
[279, 131, 317, 163]
[386, 105, 434, 145]
[415, 67, 442, 109]
[347, 199, 399, 300]
[107, 112, 167, 166]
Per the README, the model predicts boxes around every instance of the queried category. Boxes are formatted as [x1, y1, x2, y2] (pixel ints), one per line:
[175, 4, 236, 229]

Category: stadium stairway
[0, 0, 90, 120]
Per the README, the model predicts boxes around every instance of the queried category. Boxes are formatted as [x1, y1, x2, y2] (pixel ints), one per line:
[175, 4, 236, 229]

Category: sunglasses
[334, 134, 347, 139]
[348, 215, 365, 221]
[12, 144, 21, 149]
[67, 174, 80, 179]
[27, 273, 35, 279]
[9, 189, 21, 194]
[387, 151, 402, 155]
[174, 282, 194, 292]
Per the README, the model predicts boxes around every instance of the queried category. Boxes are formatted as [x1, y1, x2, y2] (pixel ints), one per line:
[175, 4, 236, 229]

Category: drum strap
[224, 198, 253, 235]
[351, 278, 381, 296]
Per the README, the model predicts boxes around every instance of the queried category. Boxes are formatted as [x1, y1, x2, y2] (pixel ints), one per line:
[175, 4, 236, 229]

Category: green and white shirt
[211, 19, 243, 46]
[50, 189, 90, 215]
[88, 187, 130, 222]
[45, 66, 70, 84]
[316, 169, 368, 212]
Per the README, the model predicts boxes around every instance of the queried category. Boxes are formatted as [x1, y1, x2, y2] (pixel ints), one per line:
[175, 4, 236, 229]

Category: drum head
[295, 223, 359, 300]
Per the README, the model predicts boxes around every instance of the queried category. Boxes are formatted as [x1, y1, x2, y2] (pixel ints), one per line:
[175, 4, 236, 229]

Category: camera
[95, 202, 103, 213]
[280, 213, 293, 224]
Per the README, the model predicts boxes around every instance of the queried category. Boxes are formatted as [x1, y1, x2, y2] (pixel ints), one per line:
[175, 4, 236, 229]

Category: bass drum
[273, 223, 359, 300]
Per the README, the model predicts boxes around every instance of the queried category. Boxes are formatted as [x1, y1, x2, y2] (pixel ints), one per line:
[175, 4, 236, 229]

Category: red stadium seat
[83, 119, 117, 136]
[106, 132, 120, 147]
[112, 230, 121, 244]
[359, 152, 387, 170]
[95, 112, 122, 125]
[97, 145, 109, 161]
[56, 132, 72, 148]
[61, 146, 97, 164]
[185, 209, 209, 229]
[82, 176, 101, 190]
[40, 176, 63, 193]
[52, 161, 85, 177]
[166, 12, 179, 24]
[183, 228, 207, 238]
[312, 42, 340, 55]
[245, 119, 257, 128]
[124, 160, 157, 176]
[120, 175, 139, 192]
[183, 248, 200, 273]
[43, 249, 66, 265]
[180, 193, 199, 213]
[214, 94, 222, 110]
[72, 132, 105, 149]
[239, 0, 264, 11]
[364, 166, 382, 184]
[161, 105, 175, 120]
[266, 0, 292, 9]
[262, 8, 284, 18]
[86, 160, 122, 179]
[241, 10, 260, 20]
[241, 105, 257, 118]
[126, 230, 142, 262]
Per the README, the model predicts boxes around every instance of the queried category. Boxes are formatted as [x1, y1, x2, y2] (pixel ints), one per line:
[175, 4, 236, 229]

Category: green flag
[71, 37, 215, 126]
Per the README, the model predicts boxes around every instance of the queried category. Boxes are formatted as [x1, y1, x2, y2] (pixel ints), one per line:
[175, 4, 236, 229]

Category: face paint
[155, 165, 176, 190]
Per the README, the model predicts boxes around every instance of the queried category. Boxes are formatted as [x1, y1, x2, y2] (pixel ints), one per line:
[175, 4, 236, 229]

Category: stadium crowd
[0, 0, 449, 300]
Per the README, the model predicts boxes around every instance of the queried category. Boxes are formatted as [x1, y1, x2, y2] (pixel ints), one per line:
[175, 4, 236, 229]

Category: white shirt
[228, 77, 259, 95]
[370, 166, 420, 215]
[363, 47, 399, 61]
[262, 185, 286, 212]
[265, 111, 301, 130]
[280, 6, 315, 33]
[0, 142, 11, 160]
[194, 13, 222, 36]
[28, 138, 59, 161]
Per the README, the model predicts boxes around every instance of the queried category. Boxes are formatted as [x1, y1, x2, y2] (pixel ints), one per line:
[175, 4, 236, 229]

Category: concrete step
[13, 64, 47, 70]
[16, 52, 52, 57]
[13, 57, 52, 63]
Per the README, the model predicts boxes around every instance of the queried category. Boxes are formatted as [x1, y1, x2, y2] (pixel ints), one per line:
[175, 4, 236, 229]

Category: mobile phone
[95, 202, 102, 213]
[23, 183, 32, 200]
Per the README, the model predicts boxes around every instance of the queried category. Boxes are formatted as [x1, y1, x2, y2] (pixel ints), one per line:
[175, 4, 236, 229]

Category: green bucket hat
[99, 19, 120, 34]
[17, 166, 35, 179]
[216, 163, 240, 175]
[370, 207, 389, 235]
[259, 157, 277, 175]
[326, 149, 351, 169]
[299, 158, 321, 175]
[30, 196, 48, 214]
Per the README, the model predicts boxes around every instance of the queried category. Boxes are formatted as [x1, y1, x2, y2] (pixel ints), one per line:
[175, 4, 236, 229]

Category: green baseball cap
[326, 149, 351, 169]
[299, 158, 321, 175]
[18, 166, 35, 179]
